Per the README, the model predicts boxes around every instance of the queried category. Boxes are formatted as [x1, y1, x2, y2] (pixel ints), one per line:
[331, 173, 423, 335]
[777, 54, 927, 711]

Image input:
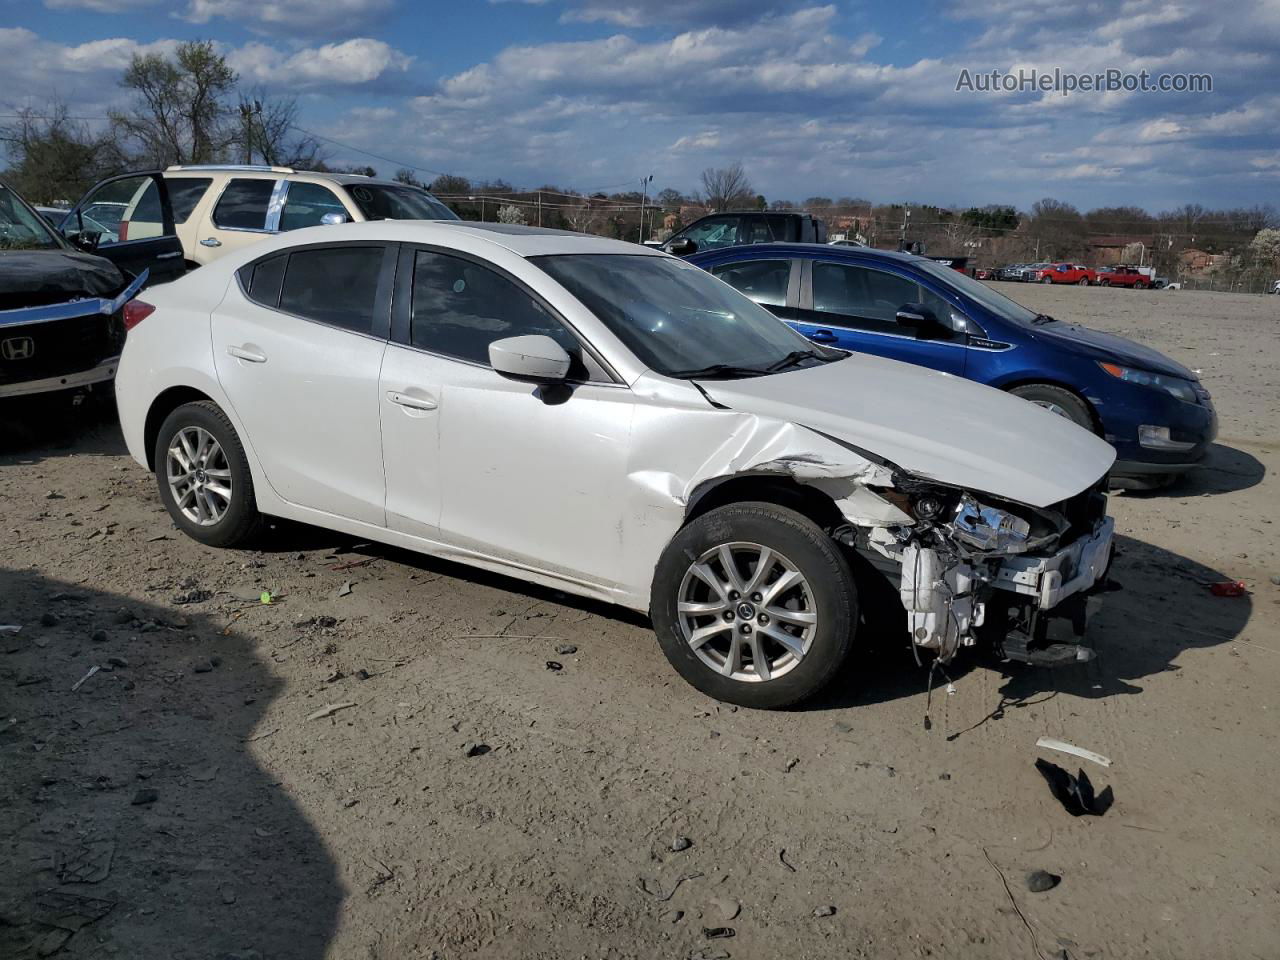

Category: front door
[791, 259, 969, 376]
[212, 242, 395, 525]
[380, 245, 632, 587]
[64, 173, 186, 285]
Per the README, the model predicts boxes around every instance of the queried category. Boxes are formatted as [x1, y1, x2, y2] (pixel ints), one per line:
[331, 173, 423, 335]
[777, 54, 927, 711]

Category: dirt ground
[2, 283, 1278, 960]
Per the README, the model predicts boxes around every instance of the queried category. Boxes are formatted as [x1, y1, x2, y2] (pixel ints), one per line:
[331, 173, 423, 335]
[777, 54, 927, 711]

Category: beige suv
[63, 165, 458, 269]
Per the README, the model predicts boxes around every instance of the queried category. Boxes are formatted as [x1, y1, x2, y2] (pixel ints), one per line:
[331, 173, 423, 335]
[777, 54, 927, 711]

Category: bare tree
[236, 90, 328, 169]
[111, 40, 237, 166]
[699, 162, 754, 212]
[565, 199, 602, 233]
[0, 100, 128, 203]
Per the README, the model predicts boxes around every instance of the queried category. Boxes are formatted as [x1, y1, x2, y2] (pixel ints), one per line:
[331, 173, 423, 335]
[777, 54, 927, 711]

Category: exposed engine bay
[836, 474, 1114, 665]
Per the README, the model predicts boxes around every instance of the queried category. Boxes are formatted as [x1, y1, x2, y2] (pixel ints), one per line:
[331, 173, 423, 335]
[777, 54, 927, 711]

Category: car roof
[161, 166, 431, 191]
[688, 242, 928, 265]
[220, 219, 665, 260]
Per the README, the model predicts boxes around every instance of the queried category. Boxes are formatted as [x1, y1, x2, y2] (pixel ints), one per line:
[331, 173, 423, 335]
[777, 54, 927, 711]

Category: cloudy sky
[2, 0, 1277, 210]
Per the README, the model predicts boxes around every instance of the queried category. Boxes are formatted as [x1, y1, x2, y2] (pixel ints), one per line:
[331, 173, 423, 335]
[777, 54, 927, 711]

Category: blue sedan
[688, 243, 1216, 487]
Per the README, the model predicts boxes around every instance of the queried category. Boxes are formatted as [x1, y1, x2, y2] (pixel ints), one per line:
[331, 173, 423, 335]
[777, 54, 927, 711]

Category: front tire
[154, 401, 260, 548]
[1040, 275, 1053, 284]
[651, 503, 856, 709]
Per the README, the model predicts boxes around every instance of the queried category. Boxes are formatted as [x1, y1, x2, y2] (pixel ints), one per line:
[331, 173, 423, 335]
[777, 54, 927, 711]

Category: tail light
[118, 220, 129, 242]
[122, 299, 155, 331]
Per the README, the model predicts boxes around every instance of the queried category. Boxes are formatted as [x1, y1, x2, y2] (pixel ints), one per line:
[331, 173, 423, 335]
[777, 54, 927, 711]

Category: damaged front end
[834, 473, 1114, 666]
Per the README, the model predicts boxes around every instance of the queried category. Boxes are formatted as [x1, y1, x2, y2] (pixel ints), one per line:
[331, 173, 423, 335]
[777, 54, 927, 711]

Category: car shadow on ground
[0, 568, 341, 959]
[0, 393, 125, 464]
[1120, 442, 1266, 498]
[804, 532, 1252, 718]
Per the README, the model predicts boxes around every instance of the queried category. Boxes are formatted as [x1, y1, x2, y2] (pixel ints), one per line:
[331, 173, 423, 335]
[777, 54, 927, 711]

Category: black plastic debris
[1035, 758, 1113, 816]
[545, 660, 563, 671]
[702, 927, 735, 940]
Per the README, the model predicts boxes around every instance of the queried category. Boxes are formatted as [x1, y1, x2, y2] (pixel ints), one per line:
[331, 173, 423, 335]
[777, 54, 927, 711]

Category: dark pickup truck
[661, 211, 827, 256]
[1, 182, 152, 400]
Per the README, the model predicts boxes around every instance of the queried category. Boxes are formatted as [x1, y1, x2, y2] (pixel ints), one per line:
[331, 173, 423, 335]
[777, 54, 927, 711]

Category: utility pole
[239, 100, 262, 165]
[537, 191, 542, 227]
[638, 174, 653, 243]
[898, 206, 911, 251]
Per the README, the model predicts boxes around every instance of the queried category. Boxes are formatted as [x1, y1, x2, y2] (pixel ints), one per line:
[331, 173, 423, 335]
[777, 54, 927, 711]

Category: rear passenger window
[213, 179, 276, 230]
[711, 259, 790, 307]
[278, 246, 384, 334]
[410, 250, 578, 366]
[168, 178, 212, 224]
[280, 182, 347, 231]
[246, 254, 286, 307]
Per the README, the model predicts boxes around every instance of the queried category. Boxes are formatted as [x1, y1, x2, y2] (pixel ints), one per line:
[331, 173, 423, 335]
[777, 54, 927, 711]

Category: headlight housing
[1098, 361, 1198, 403]
[950, 495, 1031, 552]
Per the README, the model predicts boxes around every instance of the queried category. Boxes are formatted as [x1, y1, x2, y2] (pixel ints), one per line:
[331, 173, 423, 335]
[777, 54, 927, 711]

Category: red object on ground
[1209, 580, 1248, 597]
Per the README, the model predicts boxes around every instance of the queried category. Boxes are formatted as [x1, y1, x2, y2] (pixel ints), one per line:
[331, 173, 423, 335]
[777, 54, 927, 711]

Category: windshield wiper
[1032, 313, 1058, 325]
[670, 363, 768, 380]
[765, 348, 825, 372]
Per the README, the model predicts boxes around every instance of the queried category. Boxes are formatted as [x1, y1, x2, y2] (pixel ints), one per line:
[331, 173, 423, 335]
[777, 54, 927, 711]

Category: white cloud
[183, 0, 396, 36]
[226, 38, 413, 91]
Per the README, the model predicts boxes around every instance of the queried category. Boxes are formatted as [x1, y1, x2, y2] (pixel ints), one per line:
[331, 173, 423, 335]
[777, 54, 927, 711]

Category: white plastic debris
[1036, 736, 1111, 768]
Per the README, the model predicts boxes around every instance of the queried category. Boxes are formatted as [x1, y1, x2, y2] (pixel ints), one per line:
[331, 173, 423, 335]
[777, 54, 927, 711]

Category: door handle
[156, 251, 183, 260]
[387, 391, 437, 411]
[227, 345, 266, 363]
[200, 237, 222, 247]
[809, 329, 838, 344]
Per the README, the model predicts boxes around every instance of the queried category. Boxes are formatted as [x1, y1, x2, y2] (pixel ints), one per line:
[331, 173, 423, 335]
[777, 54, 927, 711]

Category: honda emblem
[1, 337, 35, 361]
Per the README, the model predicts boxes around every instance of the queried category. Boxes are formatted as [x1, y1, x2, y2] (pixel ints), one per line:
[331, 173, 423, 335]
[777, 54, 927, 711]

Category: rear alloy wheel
[652, 503, 856, 709]
[1041, 275, 1053, 283]
[1009, 383, 1095, 432]
[154, 401, 260, 547]
[1078, 277, 1090, 285]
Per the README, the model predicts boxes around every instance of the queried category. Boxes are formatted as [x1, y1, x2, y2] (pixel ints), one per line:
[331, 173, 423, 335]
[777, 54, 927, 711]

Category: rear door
[196, 177, 285, 265]
[63, 173, 186, 285]
[212, 242, 396, 525]
[791, 259, 969, 376]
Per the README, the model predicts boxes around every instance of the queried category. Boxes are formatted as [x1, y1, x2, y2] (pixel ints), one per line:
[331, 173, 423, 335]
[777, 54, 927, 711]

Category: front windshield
[344, 183, 459, 221]
[535, 253, 829, 378]
[0, 185, 62, 251]
[914, 258, 1040, 326]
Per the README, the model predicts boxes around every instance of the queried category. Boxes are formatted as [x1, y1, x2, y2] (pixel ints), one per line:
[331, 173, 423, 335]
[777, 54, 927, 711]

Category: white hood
[697, 353, 1116, 508]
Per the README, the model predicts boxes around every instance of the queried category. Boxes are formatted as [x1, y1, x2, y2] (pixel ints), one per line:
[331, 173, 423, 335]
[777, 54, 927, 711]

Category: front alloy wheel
[678, 542, 817, 683]
[652, 502, 856, 708]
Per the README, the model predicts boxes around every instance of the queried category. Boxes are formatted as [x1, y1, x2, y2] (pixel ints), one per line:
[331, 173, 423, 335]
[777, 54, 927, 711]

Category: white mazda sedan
[115, 221, 1117, 708]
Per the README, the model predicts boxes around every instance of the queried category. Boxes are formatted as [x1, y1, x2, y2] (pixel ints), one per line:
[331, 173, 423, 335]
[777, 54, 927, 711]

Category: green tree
[0, 101, 127, 203]
[112, 40, 237, 166]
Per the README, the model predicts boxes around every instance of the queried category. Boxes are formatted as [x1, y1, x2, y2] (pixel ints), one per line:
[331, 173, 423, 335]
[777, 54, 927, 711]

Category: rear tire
[1008, 383, 1095, 432]
[154, 401, 261, 548]
[651, 503, 856, 709]
[1040, 275, 1053, 283]
[1078, 277, 1089, 285]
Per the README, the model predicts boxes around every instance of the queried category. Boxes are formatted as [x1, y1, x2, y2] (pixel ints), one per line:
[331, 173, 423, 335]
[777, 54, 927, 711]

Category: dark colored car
[0, 181, 152, 400]
[689, 243, 1216, 487]
[662, 211, 827, 256]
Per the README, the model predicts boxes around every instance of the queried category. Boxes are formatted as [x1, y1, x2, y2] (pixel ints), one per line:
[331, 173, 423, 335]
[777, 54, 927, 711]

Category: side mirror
[895, 303, 943, 338]
[320, 212, 349, 226]
[665, 237, 697, 256]
[489, 335, 571, 383]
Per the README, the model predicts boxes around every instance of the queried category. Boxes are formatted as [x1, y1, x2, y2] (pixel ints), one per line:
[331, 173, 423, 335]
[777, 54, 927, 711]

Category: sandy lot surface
[2, 283, 1278, 960]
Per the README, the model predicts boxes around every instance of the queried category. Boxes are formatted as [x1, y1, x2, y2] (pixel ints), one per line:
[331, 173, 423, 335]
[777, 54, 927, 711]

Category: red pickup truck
[1096, 265, 1152, 289]
[1036, 262, 1095, 285]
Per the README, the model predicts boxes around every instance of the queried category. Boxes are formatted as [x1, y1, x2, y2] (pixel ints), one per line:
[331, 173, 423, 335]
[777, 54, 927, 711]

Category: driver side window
[812, 262, 967, 339]
[409, 250, 596, 378]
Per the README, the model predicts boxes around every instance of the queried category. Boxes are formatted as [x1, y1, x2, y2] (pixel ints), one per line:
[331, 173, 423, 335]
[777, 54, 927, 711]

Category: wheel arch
[143, 386, 218, 470]
[996, 377, 1103, 435]
[685, 474, 845, 531]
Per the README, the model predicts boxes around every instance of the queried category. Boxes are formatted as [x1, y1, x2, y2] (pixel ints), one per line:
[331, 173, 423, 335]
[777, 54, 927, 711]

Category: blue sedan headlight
[1098, 362, 1198, 403]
